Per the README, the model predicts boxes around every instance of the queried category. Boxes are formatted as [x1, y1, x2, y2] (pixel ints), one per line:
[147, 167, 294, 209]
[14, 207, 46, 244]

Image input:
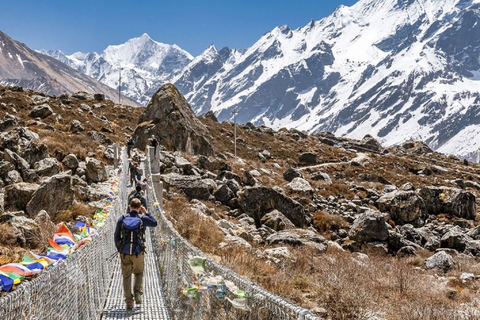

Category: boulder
[0, 161, 15, 177]
[360, 134, 383, 152]
[440, 226, 472, 251]
[298, 152, 317, 164]
[419, 186, 476, 219]
[21, 142, 49, 167]
[399, 224, 440, 250]
[29, 104, 53, 119]
[283, 167, 303, 182]
[4, 149, 30, 172]
[0, 127, 39, 154]
[134, 83, 215, 155]
[4, 170, 23, 185]
[34, 157, 61, 177]
[285, 177, 314, 198]
[310, 171, 332, 184]
[85, 158, 108, 183]
[0, 113, 19, 131]
[376, 190, 427, 223]
[62, 154, 79, 172]
[197, 156, 231, 172]
[214, 184, 234, 204]
[161, 173, 216, 200]
[260, 209, 295, 231]
[425, 251, 454, 272]
[348, 210, 389, 242]
[10, 215, 43, 249]
[260, 150, 271, 160]
[4, 183, 39, 211]
[87, 131, 112, 145]
[70, 120, 85, 133]
[242, 170, 257, 186]
[94, 93, 105, 101]
[26, 172, 74, 219]
[238, 186, 310, 227]
[266, 229, 327, 252]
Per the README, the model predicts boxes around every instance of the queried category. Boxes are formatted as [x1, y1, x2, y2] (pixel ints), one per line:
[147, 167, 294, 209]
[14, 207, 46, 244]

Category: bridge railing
[0, 150, 128, 320]
[145, 147, 321, 320]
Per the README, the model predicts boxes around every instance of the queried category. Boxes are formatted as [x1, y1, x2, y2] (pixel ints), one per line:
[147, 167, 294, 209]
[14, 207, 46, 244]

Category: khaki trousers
[120, 253, 145, 306]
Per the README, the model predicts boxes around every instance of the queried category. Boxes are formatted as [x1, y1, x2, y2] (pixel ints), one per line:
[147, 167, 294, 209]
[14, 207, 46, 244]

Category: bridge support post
[151, 173, 163, 211]
[148, 146, 160, 174]
[113, 143, 120, 169]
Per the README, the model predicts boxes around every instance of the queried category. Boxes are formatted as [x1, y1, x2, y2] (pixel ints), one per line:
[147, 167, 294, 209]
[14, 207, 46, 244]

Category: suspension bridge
[0, 147, 321, 320]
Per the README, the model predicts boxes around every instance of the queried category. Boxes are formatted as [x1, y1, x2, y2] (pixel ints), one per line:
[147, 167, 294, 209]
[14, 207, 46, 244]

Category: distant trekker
[114, 198, 157, 311]
[149, 135, 159, 156]
[128, 184, 147, 208]
[127, 137, 135, 157]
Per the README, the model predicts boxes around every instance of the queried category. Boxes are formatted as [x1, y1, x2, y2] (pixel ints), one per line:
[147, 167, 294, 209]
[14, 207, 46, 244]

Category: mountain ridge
[40, 0, 480, 161]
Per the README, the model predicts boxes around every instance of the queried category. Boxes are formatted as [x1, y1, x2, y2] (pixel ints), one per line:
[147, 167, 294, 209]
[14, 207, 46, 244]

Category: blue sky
[0, 0, 359, 56]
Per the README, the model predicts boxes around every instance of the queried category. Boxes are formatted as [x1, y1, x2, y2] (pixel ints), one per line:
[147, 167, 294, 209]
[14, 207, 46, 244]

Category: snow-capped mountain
[0, 30, 139, 105]
[41, 33, 193, 105]
[172, 0, 480, 161]
[43, 0, 480, 161]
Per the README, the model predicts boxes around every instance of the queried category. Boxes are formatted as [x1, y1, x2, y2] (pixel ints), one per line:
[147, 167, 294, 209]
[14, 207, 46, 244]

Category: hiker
[134, 162, 143, 182]
[138, 178, 150, 192]
[128, 184, 147, 208]
[128, 160, 136, 187]
[114, 198, 157, 310]
[149, 135, 159, 156]
[127, 137, 135, 157]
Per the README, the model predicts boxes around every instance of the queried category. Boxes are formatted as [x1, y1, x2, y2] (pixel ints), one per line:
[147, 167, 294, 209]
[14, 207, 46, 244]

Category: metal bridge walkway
[101, 227, 170, 319]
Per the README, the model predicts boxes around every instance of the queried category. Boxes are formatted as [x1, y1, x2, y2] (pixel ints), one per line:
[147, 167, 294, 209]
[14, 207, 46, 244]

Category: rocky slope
[138, 83, 480, 318]
[0, 85, 142, 264]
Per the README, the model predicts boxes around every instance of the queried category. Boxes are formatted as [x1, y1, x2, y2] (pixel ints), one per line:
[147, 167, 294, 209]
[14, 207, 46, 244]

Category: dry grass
[313, 210, 349, 233]
[163, 195, 224, 252]
[55, 200, 96, 223]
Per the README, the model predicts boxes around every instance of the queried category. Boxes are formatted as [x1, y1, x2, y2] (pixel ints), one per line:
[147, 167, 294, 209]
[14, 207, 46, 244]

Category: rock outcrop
[26, 172, 74, 219]
[134, 83, 214, 155]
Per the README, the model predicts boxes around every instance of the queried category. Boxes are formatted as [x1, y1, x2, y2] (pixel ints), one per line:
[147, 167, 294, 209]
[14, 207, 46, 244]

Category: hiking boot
[135, 293, 142, 305]
[126, 304, 134, 311]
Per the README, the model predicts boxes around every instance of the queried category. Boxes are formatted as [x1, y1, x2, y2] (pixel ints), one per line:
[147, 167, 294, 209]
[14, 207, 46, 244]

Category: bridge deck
[101, 228, 170, 320]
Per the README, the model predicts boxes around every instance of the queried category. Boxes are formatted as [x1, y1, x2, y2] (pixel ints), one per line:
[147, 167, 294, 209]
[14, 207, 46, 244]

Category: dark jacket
[114, 210, 157, 255]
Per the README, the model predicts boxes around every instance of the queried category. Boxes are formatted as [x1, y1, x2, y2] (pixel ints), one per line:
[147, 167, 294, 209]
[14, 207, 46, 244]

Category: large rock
[34, 157, 61, 177]
[4, 149, 30, 172]
[134, 84, 214, 155]
[348, 210, 389, 242]
[85, 158, 108, 183]
[419, 186, 476, 219]
[0, 127, 39, 154]
[285, 177, 314, 198]
[266, 229, 327, 252]
[214, 184, 234, 204]
[359, 134, 384, 152]
[62, 154, 79, 172]
[376, 190, 427, 223]
[4, 170, 23, 185]
[21, 142, 49, 167]
[161, 173, 216, 200]
[440, 226, 472, 251]
[298, 152, 317, 164]
[238, 186, 310, 228]
[0, 113, 19, 131]
[283, 167, 303, 182]
[29, 104, 53, 119]
[197, 156, 231, 172]
[260, 209, 295, 231]
[4, 183, 39, 211]
[26, 172, 74, 219]
[425, 251, 454, 272]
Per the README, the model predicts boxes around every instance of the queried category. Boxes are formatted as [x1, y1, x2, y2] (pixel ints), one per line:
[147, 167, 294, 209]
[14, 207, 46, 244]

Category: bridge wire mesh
[0, 149, 128, 320]
[145, 149, 321, 320]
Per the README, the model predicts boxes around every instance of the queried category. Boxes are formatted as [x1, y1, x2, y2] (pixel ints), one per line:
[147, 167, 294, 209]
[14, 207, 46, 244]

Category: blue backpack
[120, 215, 145, 256]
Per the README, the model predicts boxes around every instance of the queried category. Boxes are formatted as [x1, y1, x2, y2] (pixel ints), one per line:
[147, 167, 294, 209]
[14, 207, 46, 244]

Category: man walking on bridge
[114, 198, 157, 310]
